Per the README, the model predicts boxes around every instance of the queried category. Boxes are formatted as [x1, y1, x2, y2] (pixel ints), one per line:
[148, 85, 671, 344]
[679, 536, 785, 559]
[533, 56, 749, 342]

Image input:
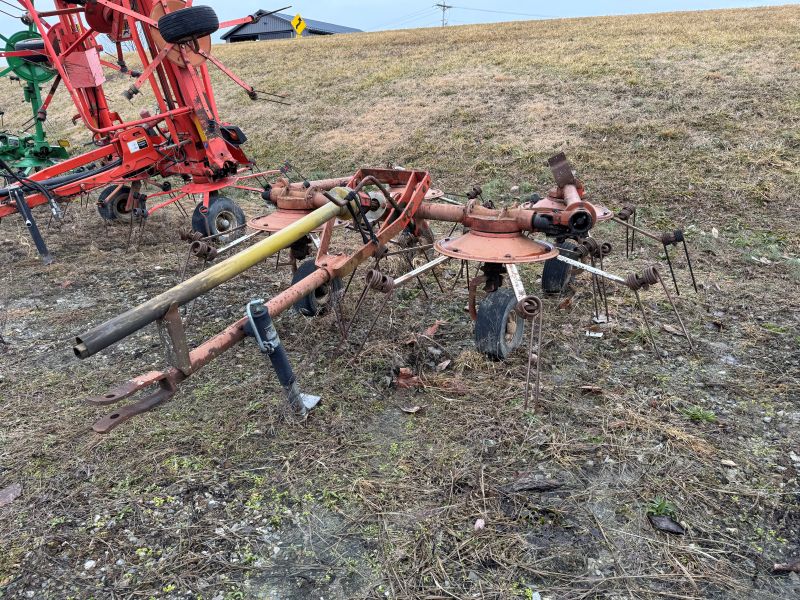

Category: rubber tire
[14, 38, 49, 64]
[191, 196, 245, 243]
[475, 288, 525, 361]
[158, 6, 219, 44]
[96, 185, 131, 221]
[541, 240, 579, 294]
[291, 259, 342, 317]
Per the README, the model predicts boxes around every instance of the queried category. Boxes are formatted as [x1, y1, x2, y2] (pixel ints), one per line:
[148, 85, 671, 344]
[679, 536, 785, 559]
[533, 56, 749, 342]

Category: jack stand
[13, 188, 53, 264]
[245, 299, 321, 416]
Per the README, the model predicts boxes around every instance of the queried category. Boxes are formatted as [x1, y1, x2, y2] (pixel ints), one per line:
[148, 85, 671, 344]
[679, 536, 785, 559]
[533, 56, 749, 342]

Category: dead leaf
[400, 405, 425, 414]
[394, 368, 422, 389]
[474, 518, 485, 531]
[662, 324, 686, 337]
[423, 320, 446, 337]
[720, 459, 737, 468]
[0, 483, 22, 508]
[436, 359, 451, 372]
[60, 280, 73, 289]
[558, 296, 573, 310]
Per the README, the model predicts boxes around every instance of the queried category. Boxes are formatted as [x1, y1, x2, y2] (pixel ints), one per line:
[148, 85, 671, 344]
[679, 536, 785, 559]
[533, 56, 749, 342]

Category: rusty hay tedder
[74, 154, 699, 433]
[0, 0, 283, 263]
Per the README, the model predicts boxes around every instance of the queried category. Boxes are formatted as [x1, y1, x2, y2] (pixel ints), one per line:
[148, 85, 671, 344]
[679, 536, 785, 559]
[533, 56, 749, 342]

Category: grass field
[1, 5, 799, 599]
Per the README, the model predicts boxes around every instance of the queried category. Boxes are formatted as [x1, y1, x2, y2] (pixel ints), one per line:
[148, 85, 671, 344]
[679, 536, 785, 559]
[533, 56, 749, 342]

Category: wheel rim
[214, 209, 235, 233]
[114, 195, 130, 217]
[314, 283, 331, 307]
[504, 312, 518, 344]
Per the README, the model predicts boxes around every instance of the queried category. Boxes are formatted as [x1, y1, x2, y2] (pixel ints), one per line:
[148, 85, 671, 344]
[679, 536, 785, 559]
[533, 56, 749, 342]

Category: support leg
[13, 189, 53, 264]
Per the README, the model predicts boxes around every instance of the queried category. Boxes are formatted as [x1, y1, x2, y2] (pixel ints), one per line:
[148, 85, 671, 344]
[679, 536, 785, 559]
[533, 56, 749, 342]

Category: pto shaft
[74, 200, 349, 359]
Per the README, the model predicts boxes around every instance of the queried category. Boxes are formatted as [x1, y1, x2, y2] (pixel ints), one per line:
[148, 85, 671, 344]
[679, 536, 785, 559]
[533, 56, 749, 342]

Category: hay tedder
[0, 23, 70, 174]
[0, 1, 278, 263]
[73, 154, 698, 433]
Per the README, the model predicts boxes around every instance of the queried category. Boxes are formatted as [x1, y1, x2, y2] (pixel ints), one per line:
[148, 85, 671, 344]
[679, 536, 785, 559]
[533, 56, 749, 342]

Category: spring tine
[403, 252, 429, 300]
[683, 239, 698, 293]
[589, 256, 601, 320]
[332, 291, 347, 340]
[430, 262, 446, 294]
[342, 265, 358, 300]
[662, 243, 680, 296]
[179, 245, 192, 281]
[599, 254, 610, 322]
[135, 216, 146, 252]
[125, 209, 135, 249]
[339, 278, 372, 344]
[655, 271, 695, 354]
[633, 289, 663, 362]
[422, 247, 446, 294]
[625, 226, 630, 259]
[351, 292, 392, 360]
[451, 260, 465, 291]
[516, 296, 544, 411]
[184, 258, 208, 329]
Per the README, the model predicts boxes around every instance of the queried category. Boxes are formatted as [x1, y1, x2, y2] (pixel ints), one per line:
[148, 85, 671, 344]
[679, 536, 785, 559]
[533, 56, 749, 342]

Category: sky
[0, 1, 796, 37]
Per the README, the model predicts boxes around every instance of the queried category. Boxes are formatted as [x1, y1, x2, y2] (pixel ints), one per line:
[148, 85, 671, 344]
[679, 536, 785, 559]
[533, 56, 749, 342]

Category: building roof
[221, 11, 361, 39]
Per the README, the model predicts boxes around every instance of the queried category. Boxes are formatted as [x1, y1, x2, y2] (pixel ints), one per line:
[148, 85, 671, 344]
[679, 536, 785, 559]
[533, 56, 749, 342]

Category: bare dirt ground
[1, 5, 799, 599]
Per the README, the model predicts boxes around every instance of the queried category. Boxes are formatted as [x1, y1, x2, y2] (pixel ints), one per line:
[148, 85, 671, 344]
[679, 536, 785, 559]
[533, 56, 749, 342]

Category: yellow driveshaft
[75, 199, 349, 359]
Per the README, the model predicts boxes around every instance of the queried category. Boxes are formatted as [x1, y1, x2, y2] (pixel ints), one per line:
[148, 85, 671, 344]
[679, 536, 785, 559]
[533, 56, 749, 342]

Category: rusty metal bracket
[85, 370, 170, 406]
[547, 152, 577, 187]
[158, 303, 192, 375]
[92, 378, 177, 434]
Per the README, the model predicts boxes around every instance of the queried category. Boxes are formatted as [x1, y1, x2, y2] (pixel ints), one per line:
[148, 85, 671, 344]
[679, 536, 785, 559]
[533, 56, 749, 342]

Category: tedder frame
[69, 157, 675, 433]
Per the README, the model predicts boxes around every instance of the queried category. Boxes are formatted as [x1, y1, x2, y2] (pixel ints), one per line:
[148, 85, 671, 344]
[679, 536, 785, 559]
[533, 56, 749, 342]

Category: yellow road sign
[291, 13, 306, 36]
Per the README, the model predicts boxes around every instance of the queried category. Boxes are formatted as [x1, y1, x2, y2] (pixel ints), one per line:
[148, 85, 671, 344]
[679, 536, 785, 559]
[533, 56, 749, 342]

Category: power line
[434, 2, 453, 26]
[384, 9, 440, 30]
[375, 7, 439, 30]
[449, 5, 555, 19]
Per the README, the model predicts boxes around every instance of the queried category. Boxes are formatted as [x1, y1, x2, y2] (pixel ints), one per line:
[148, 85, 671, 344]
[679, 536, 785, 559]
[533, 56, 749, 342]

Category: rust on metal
[435, 232, 557, 264]
[248, 210, 338, 233]
[547, 152, 577, 188]
[159, 303, 192, 375]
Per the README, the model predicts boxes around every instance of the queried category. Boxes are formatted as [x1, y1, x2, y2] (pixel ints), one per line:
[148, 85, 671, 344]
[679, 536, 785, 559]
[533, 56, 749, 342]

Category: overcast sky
[0, 1, 796, 36]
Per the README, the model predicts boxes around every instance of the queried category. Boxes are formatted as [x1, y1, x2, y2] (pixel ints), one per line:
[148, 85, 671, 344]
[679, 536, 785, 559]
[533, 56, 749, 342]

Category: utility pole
[434, 2, 452, 27]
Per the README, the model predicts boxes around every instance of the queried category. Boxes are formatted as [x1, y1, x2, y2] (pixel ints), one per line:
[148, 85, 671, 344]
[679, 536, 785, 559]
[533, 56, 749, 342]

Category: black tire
[291, 259, 342, 316]
[541, 240, 579, 294]
[475, 288, 524, 360]
[158, 6, 219, 44]
[15, 38, 49, 64]
[96, 185, 131, 221]
[191, 196, 245, 244]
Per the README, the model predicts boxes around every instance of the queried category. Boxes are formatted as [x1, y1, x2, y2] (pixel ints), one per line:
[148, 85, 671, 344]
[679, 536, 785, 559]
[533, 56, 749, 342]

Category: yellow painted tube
[75, 200, 348, 359]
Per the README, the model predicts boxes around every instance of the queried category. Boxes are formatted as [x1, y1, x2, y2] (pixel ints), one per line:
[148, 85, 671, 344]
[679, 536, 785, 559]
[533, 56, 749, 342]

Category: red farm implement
[70, 158, 698, 433]
[0, 1, 279, 263]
